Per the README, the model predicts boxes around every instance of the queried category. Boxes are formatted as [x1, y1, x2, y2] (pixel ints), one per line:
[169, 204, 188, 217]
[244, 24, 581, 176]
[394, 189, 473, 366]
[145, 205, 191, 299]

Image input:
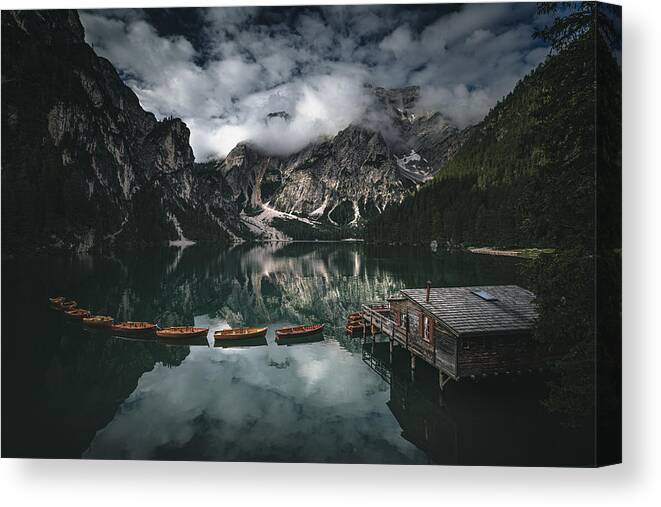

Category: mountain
[1, 9, 465, 252]
[199, 85, 465, 240]
[365, 29, 621, 250]
[1, 10, 245, 255]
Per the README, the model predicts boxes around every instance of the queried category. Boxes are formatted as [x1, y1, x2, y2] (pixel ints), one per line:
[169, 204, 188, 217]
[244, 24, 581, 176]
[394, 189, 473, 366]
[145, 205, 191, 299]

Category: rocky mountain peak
[2, 9, 239, 253]
[265, 111, 291, 123]
[373, 85, 420, 112]
[143, 118, 195, 178]
[6, 9, 85, 45]
[2, 10, 469, 250]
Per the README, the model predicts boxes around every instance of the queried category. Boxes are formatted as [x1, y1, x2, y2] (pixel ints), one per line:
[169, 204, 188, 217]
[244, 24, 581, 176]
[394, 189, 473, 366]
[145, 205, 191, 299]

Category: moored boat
[65, 308, 91, 319]
[344, 323, 376, 336]
[59, 300, 78, 311]
[214, 327, 267, 340]
[83, 315, 114, 328]
[345, 323, 367, 336]
[49, 296, 66, 306]
[111, 321, 158, 335]
[156, 326, 209, 339]
[275, 324, 324, 340]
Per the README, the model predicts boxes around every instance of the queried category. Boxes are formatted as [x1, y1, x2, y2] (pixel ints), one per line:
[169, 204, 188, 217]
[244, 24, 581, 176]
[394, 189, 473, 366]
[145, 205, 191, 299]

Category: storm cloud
[80, 4, 549, 161]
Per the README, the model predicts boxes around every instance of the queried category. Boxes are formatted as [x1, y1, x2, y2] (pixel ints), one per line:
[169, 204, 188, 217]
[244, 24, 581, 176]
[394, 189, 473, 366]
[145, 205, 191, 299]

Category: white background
[0, 0, 659, 505]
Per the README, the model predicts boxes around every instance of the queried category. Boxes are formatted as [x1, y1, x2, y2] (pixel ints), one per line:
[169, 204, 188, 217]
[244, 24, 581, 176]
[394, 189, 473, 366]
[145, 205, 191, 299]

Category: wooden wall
[457, 333, 555, 377]
[389, 298, 458, 377]
[389, 296, 556, 379]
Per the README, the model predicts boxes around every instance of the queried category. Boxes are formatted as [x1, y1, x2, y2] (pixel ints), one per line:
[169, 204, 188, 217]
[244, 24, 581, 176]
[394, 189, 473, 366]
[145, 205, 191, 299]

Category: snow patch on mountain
[240, 203, 321, 241]
[395, 149, 433, 183]
[167, 211, 196, 246]
[309, 195, 330, 217]
[349, 201, 361, 226]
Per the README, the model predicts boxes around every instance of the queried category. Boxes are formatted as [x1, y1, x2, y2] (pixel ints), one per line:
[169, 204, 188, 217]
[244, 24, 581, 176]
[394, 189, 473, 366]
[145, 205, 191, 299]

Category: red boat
[156, 326, 208, 339]
[111, 322, 158, 335]
[64, 308, 91, 320]
[214, 327, 267, 341]
[275, 324, 324, 340]
[58, 300, 78, 311]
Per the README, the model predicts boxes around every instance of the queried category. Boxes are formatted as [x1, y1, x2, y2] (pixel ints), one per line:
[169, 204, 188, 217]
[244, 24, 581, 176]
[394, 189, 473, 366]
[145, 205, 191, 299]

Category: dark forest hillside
[365, 26, 620, 251]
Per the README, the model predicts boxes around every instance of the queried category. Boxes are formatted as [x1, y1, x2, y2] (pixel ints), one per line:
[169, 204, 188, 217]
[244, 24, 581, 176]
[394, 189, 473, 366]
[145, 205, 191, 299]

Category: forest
[365, 3, 622, 464]
[364, 4, 620, 253]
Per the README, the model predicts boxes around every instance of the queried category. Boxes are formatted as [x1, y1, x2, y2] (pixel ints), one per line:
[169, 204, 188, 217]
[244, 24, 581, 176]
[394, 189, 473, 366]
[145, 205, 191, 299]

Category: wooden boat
[345, 323, 367, 336]
[214, 327, 267, 341]
[83, 315, 114, 328]
[276, 324, 324, 340]
[111, 321, 157, 335]
[59, 300, 78, 311]
[275, 324, 324, 345]
[64, 308, 91, 320]
[156, 326, 208, 339]
[347, 323, 378, 336]
[49, 296, 66, 306]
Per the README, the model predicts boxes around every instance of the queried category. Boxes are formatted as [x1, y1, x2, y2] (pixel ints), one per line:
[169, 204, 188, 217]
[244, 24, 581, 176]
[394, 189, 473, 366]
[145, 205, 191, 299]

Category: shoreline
[465, 246, 556, 258]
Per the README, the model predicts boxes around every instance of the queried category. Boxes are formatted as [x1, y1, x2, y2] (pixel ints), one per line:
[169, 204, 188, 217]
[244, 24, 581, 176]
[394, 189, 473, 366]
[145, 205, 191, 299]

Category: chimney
[426, 281, 431, 303]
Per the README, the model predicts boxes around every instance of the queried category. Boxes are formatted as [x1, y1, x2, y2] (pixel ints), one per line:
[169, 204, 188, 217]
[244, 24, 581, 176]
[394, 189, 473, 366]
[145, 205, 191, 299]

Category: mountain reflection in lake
[1, 242, 591, 464]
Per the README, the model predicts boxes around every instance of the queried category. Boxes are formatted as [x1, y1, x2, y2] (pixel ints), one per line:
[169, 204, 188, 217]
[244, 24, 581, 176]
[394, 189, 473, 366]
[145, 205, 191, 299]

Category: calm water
[1, 242, 592, 464]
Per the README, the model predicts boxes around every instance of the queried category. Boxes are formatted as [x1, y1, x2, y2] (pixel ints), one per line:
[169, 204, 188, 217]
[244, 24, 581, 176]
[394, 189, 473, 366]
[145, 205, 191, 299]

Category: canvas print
[1, 2, 621, 466]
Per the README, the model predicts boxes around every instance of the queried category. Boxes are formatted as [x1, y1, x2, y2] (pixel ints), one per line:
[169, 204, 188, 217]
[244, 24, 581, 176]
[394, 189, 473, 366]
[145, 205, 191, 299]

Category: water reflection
[83, 332, 424, 463]
[4, 241, 569, 463]
[364, 341, 593, 466]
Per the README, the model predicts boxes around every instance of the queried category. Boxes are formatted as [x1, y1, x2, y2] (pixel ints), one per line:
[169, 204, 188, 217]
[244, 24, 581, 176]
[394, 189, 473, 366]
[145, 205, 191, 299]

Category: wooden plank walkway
[361, 304, 439, 373]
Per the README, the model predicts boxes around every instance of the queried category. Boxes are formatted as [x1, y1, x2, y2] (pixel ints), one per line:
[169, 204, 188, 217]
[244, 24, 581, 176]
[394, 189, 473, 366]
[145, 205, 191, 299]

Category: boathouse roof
[400, 285, 537, 337]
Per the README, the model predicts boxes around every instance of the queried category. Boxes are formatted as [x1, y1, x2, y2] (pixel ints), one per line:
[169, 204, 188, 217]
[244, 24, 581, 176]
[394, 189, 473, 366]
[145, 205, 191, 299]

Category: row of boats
[48, 296, 324, 343]
[344, 307, 391, 336]
[345, 312, 369, 336]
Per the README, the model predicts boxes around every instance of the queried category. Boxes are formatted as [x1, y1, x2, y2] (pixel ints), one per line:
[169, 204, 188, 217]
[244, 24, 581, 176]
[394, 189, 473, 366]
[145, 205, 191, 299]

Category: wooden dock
[361, 303, 454, 389]
[356, 285, 552, 389]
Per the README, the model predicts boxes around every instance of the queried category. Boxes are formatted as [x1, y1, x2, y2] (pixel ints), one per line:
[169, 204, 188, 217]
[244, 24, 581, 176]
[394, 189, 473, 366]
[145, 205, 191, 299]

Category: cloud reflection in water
[84, 331, 425, 463]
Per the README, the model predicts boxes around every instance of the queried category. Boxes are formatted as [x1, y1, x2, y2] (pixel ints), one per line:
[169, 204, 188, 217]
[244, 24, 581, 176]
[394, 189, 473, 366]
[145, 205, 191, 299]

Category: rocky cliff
[202, 85, 465, 240]
[1, 10, 242, 254]
[1, 10, 466, 251]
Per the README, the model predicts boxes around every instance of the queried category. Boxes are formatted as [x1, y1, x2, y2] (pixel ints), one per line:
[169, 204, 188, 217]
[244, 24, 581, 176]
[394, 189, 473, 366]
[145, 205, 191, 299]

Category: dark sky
[81, 3, 550, 160]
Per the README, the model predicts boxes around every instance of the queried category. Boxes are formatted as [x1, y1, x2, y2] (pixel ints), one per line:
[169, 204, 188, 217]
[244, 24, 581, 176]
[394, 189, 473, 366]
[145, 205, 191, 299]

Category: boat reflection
[276, 331, 324, 346]
[159, 335, 211, 347]
[213, 335, 267, 348]
[111, 332, 159, 343]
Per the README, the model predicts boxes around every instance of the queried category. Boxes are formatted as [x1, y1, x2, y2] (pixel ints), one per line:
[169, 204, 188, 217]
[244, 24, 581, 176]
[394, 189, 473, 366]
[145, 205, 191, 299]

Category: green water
[1, 242, 592, 464]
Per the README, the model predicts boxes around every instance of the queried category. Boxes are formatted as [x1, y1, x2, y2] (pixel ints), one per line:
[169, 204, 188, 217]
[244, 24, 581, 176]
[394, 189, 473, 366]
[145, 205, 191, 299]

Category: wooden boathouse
[360, 284, 548, 389]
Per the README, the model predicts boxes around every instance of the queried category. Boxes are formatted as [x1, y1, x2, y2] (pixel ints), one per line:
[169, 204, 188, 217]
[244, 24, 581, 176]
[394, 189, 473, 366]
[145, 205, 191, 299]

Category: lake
[1, 242, 593, 464]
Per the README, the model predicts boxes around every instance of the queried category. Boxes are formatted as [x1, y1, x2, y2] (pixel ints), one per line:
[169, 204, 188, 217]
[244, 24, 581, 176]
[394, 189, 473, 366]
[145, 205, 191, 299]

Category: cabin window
[421, 314, 433, 343]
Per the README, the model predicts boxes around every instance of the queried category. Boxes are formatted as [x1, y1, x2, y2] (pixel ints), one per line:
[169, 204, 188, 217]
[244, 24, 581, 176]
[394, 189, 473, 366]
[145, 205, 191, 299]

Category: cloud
[84, 339, 422, 462]
[80, 4, 549, 161]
